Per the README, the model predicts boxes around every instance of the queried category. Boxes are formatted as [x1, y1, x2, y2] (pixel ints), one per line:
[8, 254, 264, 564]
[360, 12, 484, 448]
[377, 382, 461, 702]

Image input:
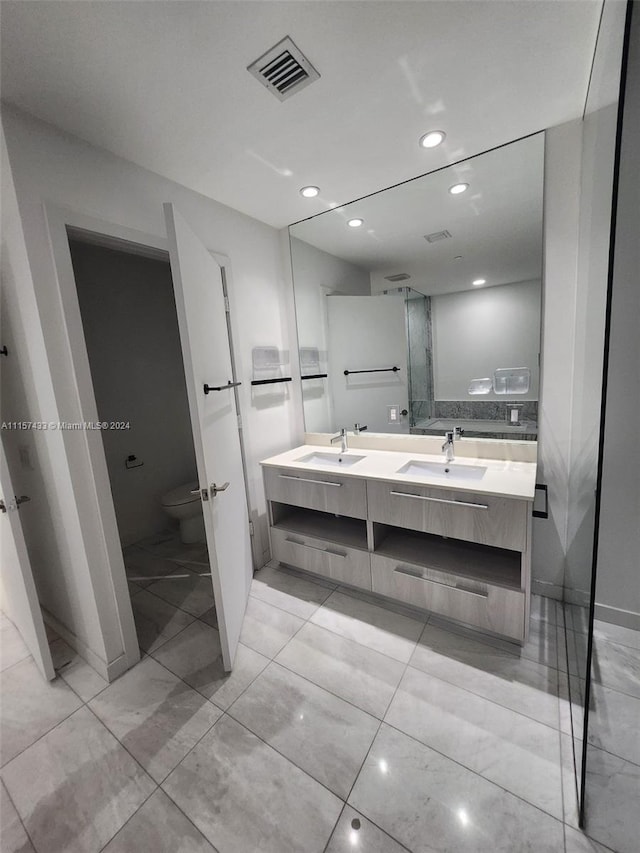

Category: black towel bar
[344, 366, 400, 376]
[250, 377, 293, 386]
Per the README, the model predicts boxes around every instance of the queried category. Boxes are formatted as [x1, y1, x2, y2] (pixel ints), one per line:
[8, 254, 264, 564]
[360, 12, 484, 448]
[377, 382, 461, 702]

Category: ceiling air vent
[424, 230, 452, 243]
[384, 273, 411, 282]
[248, 36, 320, 101]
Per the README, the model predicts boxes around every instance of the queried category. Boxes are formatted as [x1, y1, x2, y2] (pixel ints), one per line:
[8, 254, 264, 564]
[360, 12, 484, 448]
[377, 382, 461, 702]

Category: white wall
[564, 103, 618, 604]
[596, 7, 640, 627]
[69, 241, 197, 547]
[533, 118, 583, 597]
[431, 279, 541, 401]
[289, 236, 370, 432]
[2, 105, 297, 672]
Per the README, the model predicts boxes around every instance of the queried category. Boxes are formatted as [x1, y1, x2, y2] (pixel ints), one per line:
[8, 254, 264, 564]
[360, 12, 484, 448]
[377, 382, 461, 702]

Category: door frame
[43, 203, 253, 680]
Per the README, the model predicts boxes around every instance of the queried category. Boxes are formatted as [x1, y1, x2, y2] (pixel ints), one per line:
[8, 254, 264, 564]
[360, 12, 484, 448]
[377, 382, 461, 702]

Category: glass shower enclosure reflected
[405, 289, 434, 427]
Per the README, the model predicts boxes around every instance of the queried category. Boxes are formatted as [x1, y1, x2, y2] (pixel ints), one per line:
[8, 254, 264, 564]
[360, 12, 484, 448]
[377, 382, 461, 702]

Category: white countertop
[260, 444, 537, 501]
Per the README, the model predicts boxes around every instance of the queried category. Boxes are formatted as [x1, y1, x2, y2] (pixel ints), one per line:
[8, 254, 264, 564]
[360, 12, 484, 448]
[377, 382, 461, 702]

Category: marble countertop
[260, 444, 537, 501]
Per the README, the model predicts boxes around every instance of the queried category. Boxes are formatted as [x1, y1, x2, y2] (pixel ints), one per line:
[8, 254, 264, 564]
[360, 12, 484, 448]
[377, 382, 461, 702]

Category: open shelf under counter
[372, 524, 522, 591]
[270, 502, 369, 552]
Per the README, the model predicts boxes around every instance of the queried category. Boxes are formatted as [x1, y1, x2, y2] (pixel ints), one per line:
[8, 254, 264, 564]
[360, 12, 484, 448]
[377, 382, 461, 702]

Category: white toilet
[161, 481, 206, 544]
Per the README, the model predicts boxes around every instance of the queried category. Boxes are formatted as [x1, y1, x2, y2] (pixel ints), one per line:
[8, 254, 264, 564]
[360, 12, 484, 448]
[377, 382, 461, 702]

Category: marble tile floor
[564, 615, 640, 853]
[0, 569, 636, 853]
[123, 532, 217, 653]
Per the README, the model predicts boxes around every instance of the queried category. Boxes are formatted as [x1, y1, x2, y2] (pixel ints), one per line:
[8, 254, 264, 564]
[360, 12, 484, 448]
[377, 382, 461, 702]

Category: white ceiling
[1, 1, 602, 230]
[291, 133, 544, 296]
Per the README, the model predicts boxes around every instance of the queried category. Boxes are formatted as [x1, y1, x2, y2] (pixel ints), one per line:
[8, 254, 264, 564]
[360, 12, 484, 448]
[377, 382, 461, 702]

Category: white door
[0, 443, 55, 680]
[164, 204, 252, 671]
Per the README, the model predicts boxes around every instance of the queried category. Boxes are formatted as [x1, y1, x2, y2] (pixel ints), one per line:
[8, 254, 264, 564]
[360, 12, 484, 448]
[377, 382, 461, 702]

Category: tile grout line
[221, 587, 427, 851]
[140, 606, 211, 658]
[378, 713, 570, 829]
[0, 687, 84, 772]
[137, 725, 227, 848]
[217, 706, 348, 804]
[350, 616, 570, 829]
[320, 803, 349, 853]
[577, 676, 640, 703]
[95, 784, 159, 853]
[267, 587, 570, 741]
[322, 617, 431, 853]
[565, 620, 640, 653]
[3, 701, 160, 853]
[556, 615, 580, 848]
[131, 580, 206, 624]
[578, 738, 640, 769]
[275, 590, 427, 666]
[0, 649, 34, 676]
[404, 646, 566, 733]
[1, 777, 39, 853]
[320, 801, 414, 853]
[84, 685, 223, 852]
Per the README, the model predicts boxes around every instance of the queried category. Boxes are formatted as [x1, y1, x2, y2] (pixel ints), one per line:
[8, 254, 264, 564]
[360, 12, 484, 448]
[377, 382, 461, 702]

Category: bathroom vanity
[260, 438, 537, 643]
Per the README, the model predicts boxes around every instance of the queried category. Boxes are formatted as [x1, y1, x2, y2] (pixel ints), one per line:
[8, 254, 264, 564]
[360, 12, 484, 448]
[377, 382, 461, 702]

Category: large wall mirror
[289, 132, 544, 440]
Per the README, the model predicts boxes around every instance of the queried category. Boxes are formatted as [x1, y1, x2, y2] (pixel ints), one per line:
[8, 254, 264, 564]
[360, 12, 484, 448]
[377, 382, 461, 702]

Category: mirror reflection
[290, 133, 544, 439]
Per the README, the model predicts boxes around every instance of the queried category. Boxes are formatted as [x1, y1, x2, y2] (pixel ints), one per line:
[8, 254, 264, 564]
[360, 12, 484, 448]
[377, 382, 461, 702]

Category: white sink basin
[296, 451, 366, 468]
[397, 459, 487, 480]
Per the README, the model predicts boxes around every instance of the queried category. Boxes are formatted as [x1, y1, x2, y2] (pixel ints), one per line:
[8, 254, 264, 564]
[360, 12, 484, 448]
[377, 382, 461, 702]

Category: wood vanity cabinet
[263, 464, 532, 643]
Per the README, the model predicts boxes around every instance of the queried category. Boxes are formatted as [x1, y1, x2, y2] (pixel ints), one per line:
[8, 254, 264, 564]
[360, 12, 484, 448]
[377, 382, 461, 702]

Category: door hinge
[248, 520, 254, 536]
[237, 414, 243, 429]
[224, 296, 230, 313]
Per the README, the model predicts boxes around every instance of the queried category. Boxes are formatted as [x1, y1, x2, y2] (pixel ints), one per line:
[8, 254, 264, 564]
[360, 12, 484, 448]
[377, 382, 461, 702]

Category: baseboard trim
[594, 602, 640, 631]
[41, 608, 112, 681]
[563, 587, 592, 607]
[532, 579, 564, 600]
[105, 652, 132, 681]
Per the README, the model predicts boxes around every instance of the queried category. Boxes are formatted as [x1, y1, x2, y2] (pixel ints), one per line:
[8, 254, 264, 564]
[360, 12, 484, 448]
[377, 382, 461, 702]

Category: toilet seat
[162, 481, 199, 507]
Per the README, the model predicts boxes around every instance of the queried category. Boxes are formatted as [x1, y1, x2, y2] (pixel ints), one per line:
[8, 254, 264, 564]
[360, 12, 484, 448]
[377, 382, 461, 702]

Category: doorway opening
[68, 233, 218, 654]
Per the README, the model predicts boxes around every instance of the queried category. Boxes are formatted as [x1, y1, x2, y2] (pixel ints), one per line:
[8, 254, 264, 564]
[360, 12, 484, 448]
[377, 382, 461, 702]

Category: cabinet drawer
[367, 480, 527, 551]
[271, 527, 371, 589]
[371, 554, 524, 641]
[264, 466, 367, 519]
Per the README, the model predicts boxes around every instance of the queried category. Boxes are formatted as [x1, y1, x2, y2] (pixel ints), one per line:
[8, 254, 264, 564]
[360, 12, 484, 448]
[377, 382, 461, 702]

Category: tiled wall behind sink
[434, 400, 539, 422]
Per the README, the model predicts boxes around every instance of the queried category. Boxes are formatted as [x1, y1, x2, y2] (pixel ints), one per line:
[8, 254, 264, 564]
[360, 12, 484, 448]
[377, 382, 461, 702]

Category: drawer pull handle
[279, 474, 342, 488]
[285, 537, 347, 559]
[389, 490, 488, 510]
[393, 565, 489, 598]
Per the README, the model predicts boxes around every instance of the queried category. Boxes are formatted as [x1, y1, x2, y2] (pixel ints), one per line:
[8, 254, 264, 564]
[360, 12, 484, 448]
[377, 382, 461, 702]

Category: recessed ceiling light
[299, 186, 320, 198]
[449, 183, 469, 195]
[472, 278, 486, 286]
[347, 218, 364, 228]
[419, 130, 446, 149]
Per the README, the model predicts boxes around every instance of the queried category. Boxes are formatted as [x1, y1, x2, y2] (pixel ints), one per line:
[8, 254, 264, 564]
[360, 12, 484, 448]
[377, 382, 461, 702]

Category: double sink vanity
[261, 434, 537, 644]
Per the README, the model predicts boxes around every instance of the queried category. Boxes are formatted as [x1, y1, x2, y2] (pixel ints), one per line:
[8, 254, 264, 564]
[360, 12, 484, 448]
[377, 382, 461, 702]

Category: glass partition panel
[560, 0, 629, 831]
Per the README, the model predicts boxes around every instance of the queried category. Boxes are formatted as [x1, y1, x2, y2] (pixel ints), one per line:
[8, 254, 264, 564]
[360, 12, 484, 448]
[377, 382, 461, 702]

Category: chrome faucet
[442, 427, 464, 462]
[331, 428, 348, 454]
[354, 423, 368, 435]
[442, 430, 455, 462]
